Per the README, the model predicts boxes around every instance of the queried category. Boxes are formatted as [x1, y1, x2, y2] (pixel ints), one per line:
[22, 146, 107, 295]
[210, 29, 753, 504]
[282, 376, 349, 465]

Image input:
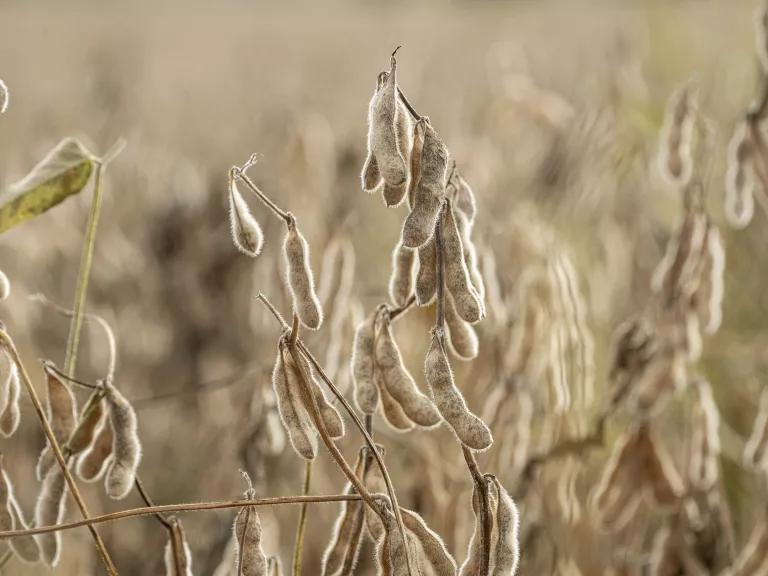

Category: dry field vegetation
[2, 0, 768, 574]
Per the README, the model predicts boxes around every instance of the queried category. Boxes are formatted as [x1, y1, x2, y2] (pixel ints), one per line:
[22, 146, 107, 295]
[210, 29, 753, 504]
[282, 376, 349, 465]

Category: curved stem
[234, 169, 292, 225]
[0, 494, 367, 539]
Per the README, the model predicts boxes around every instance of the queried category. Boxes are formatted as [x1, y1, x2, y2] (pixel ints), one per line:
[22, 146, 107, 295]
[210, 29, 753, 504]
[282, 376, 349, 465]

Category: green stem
[63, 162, 105, 378]
[292, 461, 313, 576]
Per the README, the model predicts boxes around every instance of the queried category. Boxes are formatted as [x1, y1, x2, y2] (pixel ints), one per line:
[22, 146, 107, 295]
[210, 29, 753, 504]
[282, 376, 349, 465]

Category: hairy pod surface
[376, 314, 440, 428]
[234, 505, 268, 576]
[37, 366, 78, 481]
[104, 382, 142, 500]
[351, 310, 379, 414]
[34, 467, 67, 567]
[445, 295, 479, 361]
[443, 204, 483, 324]
[164, 518, 194, 576]
[383, 99, 414, 207]
[370, 62, 409, 189]
[688, 379, 720, 491]
[725, 123, 755, 229]
[424, 332, 492, 450]
[8, 497, 41, 563]
[76, 415, 114, 482]
[388, 241, 416, 307]
[272, 344, 317, 460]
[228, 174, 264, 257]
[658, 83, 696, 188]
[0, 362, 20, 437]
[68, 398, 106, 456]
[407, 120, 427, 210]
[401, 120, 448, 249]
[415, 235, 437, 306]
[284, 219, 323, 330]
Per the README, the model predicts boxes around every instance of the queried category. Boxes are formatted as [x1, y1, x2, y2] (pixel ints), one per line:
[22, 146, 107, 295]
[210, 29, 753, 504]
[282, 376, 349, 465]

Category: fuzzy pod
[377, 372, 415, 432]
[424, 332, 492, 450]
[8, 497, 41, 563]
[399, 508, 457, 576]
[34, 467, 67, 567]
[76, 415, 114, 482]
[233, 505, 268, 576]
[0, 269, 9, 301]
[321, 451, 367, 576]
[459, 476, 499, 576]
[453, 204, 485, 306]
[375, 315, 440, 428]
[401, 120, 448, 249]
[0, 455, 14, 531]
[36, 366, 78, 481]
[383, 99, 414, 208]
[443, 204, 484, 324]
[480, 249, 508, 328]
[351, 310, 379, 414]
[489, 476, 520, 575]
[369, 60, 409, 189]
[415, 235, 437, 306]
[0, 362, 20, 438]
[406, 120, 427, 210]
[373, 509, 411, 576]
[0, 79, 7, 114]
[744, 387, 768, 471]
[658, 83, 696, 188]
[284, 346, 345, 439]
[68, 398, 106, 456]
[445, 295, 479, 361]
[164, 517, 194, 576]
[724, 123, 755, 230]
[688, 379, 720, 491]
[388, 241, 416, 307]
[284, 219, 324, 330]
[694, 223, 725, 336]
[272, 344, 317, 460]
[228, 172, 264, 257]
[104, 382, 142, 500]
[452, 173, 477, 226]
[628, 349, 687, 417]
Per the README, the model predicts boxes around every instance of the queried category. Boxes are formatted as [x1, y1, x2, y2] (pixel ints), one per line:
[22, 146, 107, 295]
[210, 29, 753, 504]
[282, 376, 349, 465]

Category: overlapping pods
[0, 454, 41, 564]
[351, 306, 440, 431]
[272, 336, 344, 460]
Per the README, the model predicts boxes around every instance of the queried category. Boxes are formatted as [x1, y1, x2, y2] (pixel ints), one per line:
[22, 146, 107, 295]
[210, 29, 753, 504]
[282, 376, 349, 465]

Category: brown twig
[233, 166, 293, 226]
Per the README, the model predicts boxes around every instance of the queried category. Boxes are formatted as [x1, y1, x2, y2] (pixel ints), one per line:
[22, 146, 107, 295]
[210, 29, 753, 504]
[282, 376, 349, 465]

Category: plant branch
[232, 166, 292, 225]
[0, 494, 367, 539]
[0, 331, 118, 575]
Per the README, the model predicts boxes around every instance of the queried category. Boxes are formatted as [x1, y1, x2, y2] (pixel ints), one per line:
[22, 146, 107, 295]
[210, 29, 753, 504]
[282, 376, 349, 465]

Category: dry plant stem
[256, 293, 415, 576]
[462, 446, 492, 576]
[135, 477, 172, 529]
[234, 170, 293, 225]
[0, 495, 368, 538]
[0, 331, 118, 576]
[64, 162, 104, 377]
[291, 461, 312, 576]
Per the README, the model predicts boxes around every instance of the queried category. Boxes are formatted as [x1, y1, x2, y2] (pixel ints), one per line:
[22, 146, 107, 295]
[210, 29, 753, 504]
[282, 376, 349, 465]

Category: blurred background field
[1, 0, 767, 574]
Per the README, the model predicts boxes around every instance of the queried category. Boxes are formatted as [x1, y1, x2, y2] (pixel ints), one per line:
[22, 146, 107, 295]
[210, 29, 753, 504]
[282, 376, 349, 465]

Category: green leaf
[0, 138, 95, 234]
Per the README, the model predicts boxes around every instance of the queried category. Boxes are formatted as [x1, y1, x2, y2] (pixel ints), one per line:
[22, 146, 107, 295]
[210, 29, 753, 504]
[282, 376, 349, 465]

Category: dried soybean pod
[658, 82, 696, 187]
[284, 216, 323, 330]
[36, 365, 78, 481]
[0, 362, 20, 437]
[459, 477, 498, 576]
[8, 498, 41, 563]
[68, 398, 106, 455]
[376, 314, 440, 428]
[688, 379, 720, 491]
[351, 310, 379, 414]
[164, 517, 194, 576]
[744, 387, 768, 471]
[0, 79, 7, 115]
[77, 416, 114, 482]
[228, 170, 264, 257]
[400, 508, 457, 575]
[445, 296, 479, 361]
[383, 99, 414, 208]
[415, 235, 437, 306]
[443, 204, 483, 324]
[388, 241, 416, 307]
[370, 57, 408, 189]
[489, 476, 520, 574]
[453, 174, 477, 226]
[233, 504, 268, 576]
[284, 347, 344, 439]
[321, 450, 367, 576]
[104, 382, 142, 500]
[377, 373, 415, 432]
[0, 269, 9, 301]
[34, 467, 67, 567]
[407, 119, 427, 210]
[272, 343, 317, 460]
[0, 455, 13, 531]
[695, 224, 725, 335]
[361, 72, 385, 194]
[401, 120, 448, 249]
[424, 332, 492, 450]
[725, 123, 755, 230]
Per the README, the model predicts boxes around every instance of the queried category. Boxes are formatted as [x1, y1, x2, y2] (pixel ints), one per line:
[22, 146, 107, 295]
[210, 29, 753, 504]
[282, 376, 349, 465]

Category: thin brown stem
[135, 476, 172, 529]
[0, 331, 118, 575]
[0, 494, 367, 539]
[291, 461, 312, 576]
[233, 168, 292, 225]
